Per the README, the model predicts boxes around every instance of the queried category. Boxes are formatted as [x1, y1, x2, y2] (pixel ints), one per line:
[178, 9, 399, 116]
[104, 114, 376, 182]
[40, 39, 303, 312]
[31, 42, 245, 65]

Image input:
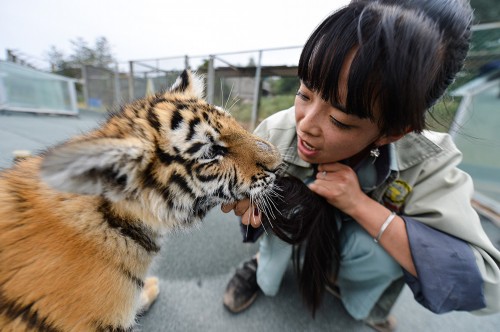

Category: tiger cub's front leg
[139, 277, 160, 313]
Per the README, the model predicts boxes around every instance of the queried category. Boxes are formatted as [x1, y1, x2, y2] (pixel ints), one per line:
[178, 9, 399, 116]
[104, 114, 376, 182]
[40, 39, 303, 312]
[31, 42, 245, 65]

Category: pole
[207, 55, 215, 104]
[250, 50, 263, 131]
[128, 61, 135, 102]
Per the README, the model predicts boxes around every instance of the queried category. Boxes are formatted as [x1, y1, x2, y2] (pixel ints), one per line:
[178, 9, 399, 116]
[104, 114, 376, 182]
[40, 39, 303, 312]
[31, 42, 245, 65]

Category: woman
[222, 0, 500, 331]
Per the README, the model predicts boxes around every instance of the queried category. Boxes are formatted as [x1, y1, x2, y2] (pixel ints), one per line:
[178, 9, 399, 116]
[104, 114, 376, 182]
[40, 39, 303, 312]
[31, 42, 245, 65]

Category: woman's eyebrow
[331, 102, 347, 112]
[300, 80, 313, 90]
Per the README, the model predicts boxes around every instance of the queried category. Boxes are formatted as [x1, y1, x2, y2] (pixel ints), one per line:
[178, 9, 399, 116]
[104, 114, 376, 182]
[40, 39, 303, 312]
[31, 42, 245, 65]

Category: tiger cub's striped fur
[0, 70, 281, 331]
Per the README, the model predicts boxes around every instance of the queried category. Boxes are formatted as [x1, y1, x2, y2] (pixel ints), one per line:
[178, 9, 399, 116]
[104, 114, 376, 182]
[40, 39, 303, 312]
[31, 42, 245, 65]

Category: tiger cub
[0, 70, 282, 331]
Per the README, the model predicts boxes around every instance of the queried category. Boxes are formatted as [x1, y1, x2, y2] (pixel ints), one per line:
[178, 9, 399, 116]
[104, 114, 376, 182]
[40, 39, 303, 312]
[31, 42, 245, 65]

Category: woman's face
[294, 83, 381, 165]
[295, 45, 407, 166]
[295, 50, 388, 165]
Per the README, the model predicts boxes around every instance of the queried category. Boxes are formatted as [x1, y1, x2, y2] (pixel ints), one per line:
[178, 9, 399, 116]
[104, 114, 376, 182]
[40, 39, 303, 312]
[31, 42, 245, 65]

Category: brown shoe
[223, 257, 260, 313]
[364, 315, 397, 332]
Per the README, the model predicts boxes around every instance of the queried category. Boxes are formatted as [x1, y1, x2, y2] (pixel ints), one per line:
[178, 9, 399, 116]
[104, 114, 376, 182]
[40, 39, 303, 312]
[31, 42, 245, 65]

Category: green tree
[471, 0, 500, 23]
[69, 36, 115, 68]
[197, 59, 209, 73]
[46, 36, 116, 72]
[247, 57, 256, 67]
[270, 76, 299, 95]
[46, 45, 66, 72]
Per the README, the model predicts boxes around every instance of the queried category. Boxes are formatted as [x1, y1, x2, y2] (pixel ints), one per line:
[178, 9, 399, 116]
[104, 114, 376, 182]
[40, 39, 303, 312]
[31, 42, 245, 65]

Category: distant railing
[127, 45, 302, 130]
[31, 22, 495, 130]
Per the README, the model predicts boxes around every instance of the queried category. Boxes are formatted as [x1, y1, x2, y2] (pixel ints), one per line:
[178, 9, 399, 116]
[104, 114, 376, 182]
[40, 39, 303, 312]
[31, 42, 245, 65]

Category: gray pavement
[1, 109, 500, 331]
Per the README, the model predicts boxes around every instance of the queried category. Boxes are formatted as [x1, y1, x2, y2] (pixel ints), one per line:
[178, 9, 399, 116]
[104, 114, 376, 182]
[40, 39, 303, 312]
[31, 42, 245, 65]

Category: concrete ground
[1, 109, 500, 331]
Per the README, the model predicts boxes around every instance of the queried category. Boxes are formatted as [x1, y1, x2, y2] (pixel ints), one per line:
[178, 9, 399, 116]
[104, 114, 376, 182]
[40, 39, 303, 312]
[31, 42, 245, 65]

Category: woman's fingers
[234, 199, 251, 216]
[221, 199, 261, 227]
[221, 198, 250, 216]
[221, 202, 237, 213]
[241, 206, 262, 228]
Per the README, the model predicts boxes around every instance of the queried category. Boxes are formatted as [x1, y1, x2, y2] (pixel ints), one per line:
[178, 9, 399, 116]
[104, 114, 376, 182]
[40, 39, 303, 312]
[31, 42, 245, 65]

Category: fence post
[81, 64, 89, 108]
[250, 50, 263, 131]
[207, 55, 215, 104]
[128, 61, 135, 102]
[113, 62, 121, 105]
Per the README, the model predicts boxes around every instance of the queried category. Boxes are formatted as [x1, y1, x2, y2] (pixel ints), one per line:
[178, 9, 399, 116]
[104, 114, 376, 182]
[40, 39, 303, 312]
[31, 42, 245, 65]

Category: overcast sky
[1, 0, 350, 70]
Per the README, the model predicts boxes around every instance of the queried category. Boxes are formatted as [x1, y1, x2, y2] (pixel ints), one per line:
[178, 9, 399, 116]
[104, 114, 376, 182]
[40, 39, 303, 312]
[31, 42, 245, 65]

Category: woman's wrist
[345, 194, 393, 238]
[374, 212, 397, 243]
[347, 195, 417, 276]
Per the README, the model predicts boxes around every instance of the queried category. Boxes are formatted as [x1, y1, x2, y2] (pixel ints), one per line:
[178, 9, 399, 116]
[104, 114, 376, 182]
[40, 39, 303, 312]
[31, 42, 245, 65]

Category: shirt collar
[283, 131, 442, 190]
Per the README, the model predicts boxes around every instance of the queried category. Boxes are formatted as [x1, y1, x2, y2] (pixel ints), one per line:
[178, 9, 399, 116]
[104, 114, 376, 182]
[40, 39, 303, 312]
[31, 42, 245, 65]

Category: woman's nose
[298, 106, 321, 137]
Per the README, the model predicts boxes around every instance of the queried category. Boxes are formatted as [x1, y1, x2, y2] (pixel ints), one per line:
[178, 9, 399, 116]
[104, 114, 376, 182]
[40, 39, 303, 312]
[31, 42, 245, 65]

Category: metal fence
[126, 46, 302, 130]
[77, 22, 500, 131]
[459, 22, 500, 84]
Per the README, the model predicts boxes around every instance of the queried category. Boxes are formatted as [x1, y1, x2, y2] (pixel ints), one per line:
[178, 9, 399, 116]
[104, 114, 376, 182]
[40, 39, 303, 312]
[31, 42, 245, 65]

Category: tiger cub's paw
[139, 276, 160, 313]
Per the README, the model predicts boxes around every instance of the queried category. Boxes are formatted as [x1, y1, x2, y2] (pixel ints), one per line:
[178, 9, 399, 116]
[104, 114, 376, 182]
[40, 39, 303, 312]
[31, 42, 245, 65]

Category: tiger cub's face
[40, 70, 282, 228]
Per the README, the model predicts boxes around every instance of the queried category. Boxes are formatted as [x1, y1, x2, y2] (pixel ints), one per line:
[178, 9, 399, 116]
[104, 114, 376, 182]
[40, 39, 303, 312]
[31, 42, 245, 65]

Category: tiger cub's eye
[256, 141, 272, 152]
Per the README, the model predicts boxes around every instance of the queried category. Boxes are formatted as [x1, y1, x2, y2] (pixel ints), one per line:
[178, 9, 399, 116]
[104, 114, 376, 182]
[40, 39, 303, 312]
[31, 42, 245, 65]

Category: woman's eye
[329, 116, 352, 130]
[296, 90, 309, 101]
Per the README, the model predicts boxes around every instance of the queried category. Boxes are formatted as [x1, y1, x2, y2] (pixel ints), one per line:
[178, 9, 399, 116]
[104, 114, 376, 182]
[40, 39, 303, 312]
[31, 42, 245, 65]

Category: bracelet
[374, 212, 396, 243]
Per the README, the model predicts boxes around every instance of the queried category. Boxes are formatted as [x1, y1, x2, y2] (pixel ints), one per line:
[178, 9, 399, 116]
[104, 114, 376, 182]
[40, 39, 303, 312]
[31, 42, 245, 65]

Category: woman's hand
[221, 199, 262, 228]
[308, 162, 367, 216]
[311, 163, 417, 276]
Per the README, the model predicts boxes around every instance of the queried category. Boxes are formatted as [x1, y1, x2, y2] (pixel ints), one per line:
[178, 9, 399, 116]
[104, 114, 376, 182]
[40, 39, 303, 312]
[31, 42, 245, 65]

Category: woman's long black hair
[262, 0, 473, 316]
[260, 175, 341, 317]
[298, 0, 473, 136]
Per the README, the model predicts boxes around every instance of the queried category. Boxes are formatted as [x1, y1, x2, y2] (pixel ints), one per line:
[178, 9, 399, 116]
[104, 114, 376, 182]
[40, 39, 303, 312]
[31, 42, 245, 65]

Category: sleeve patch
[383, 179, 412, 212]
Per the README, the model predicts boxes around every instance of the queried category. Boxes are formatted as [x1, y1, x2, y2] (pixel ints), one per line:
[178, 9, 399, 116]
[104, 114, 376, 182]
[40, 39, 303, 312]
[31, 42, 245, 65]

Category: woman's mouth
[297, 136, 320, 158]
[302, 140, 317, 151]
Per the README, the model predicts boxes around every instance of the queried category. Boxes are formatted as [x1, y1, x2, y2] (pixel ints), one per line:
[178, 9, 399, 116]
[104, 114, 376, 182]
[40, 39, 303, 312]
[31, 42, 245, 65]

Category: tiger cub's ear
[169, 69, 205, 99]
[40, 138, 145, 200]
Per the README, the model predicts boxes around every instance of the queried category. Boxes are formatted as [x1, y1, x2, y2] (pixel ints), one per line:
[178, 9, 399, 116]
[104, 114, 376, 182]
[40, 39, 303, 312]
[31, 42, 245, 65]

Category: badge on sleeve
[383, 179, 412, 212]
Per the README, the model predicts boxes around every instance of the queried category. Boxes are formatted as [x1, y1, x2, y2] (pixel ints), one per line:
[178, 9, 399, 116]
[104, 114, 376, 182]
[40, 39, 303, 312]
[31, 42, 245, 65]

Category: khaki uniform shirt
[255, 107, 500, 314]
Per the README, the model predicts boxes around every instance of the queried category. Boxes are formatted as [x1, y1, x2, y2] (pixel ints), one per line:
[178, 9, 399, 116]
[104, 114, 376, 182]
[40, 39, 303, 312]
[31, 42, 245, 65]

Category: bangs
[298, 4, 380, 121]
[298, 3, 444, 135]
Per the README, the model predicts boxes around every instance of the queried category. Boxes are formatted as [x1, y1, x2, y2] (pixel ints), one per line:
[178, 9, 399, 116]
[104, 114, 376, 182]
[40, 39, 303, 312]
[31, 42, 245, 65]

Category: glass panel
[0, 61, 77, 115]
[453, 80, 500, 203]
